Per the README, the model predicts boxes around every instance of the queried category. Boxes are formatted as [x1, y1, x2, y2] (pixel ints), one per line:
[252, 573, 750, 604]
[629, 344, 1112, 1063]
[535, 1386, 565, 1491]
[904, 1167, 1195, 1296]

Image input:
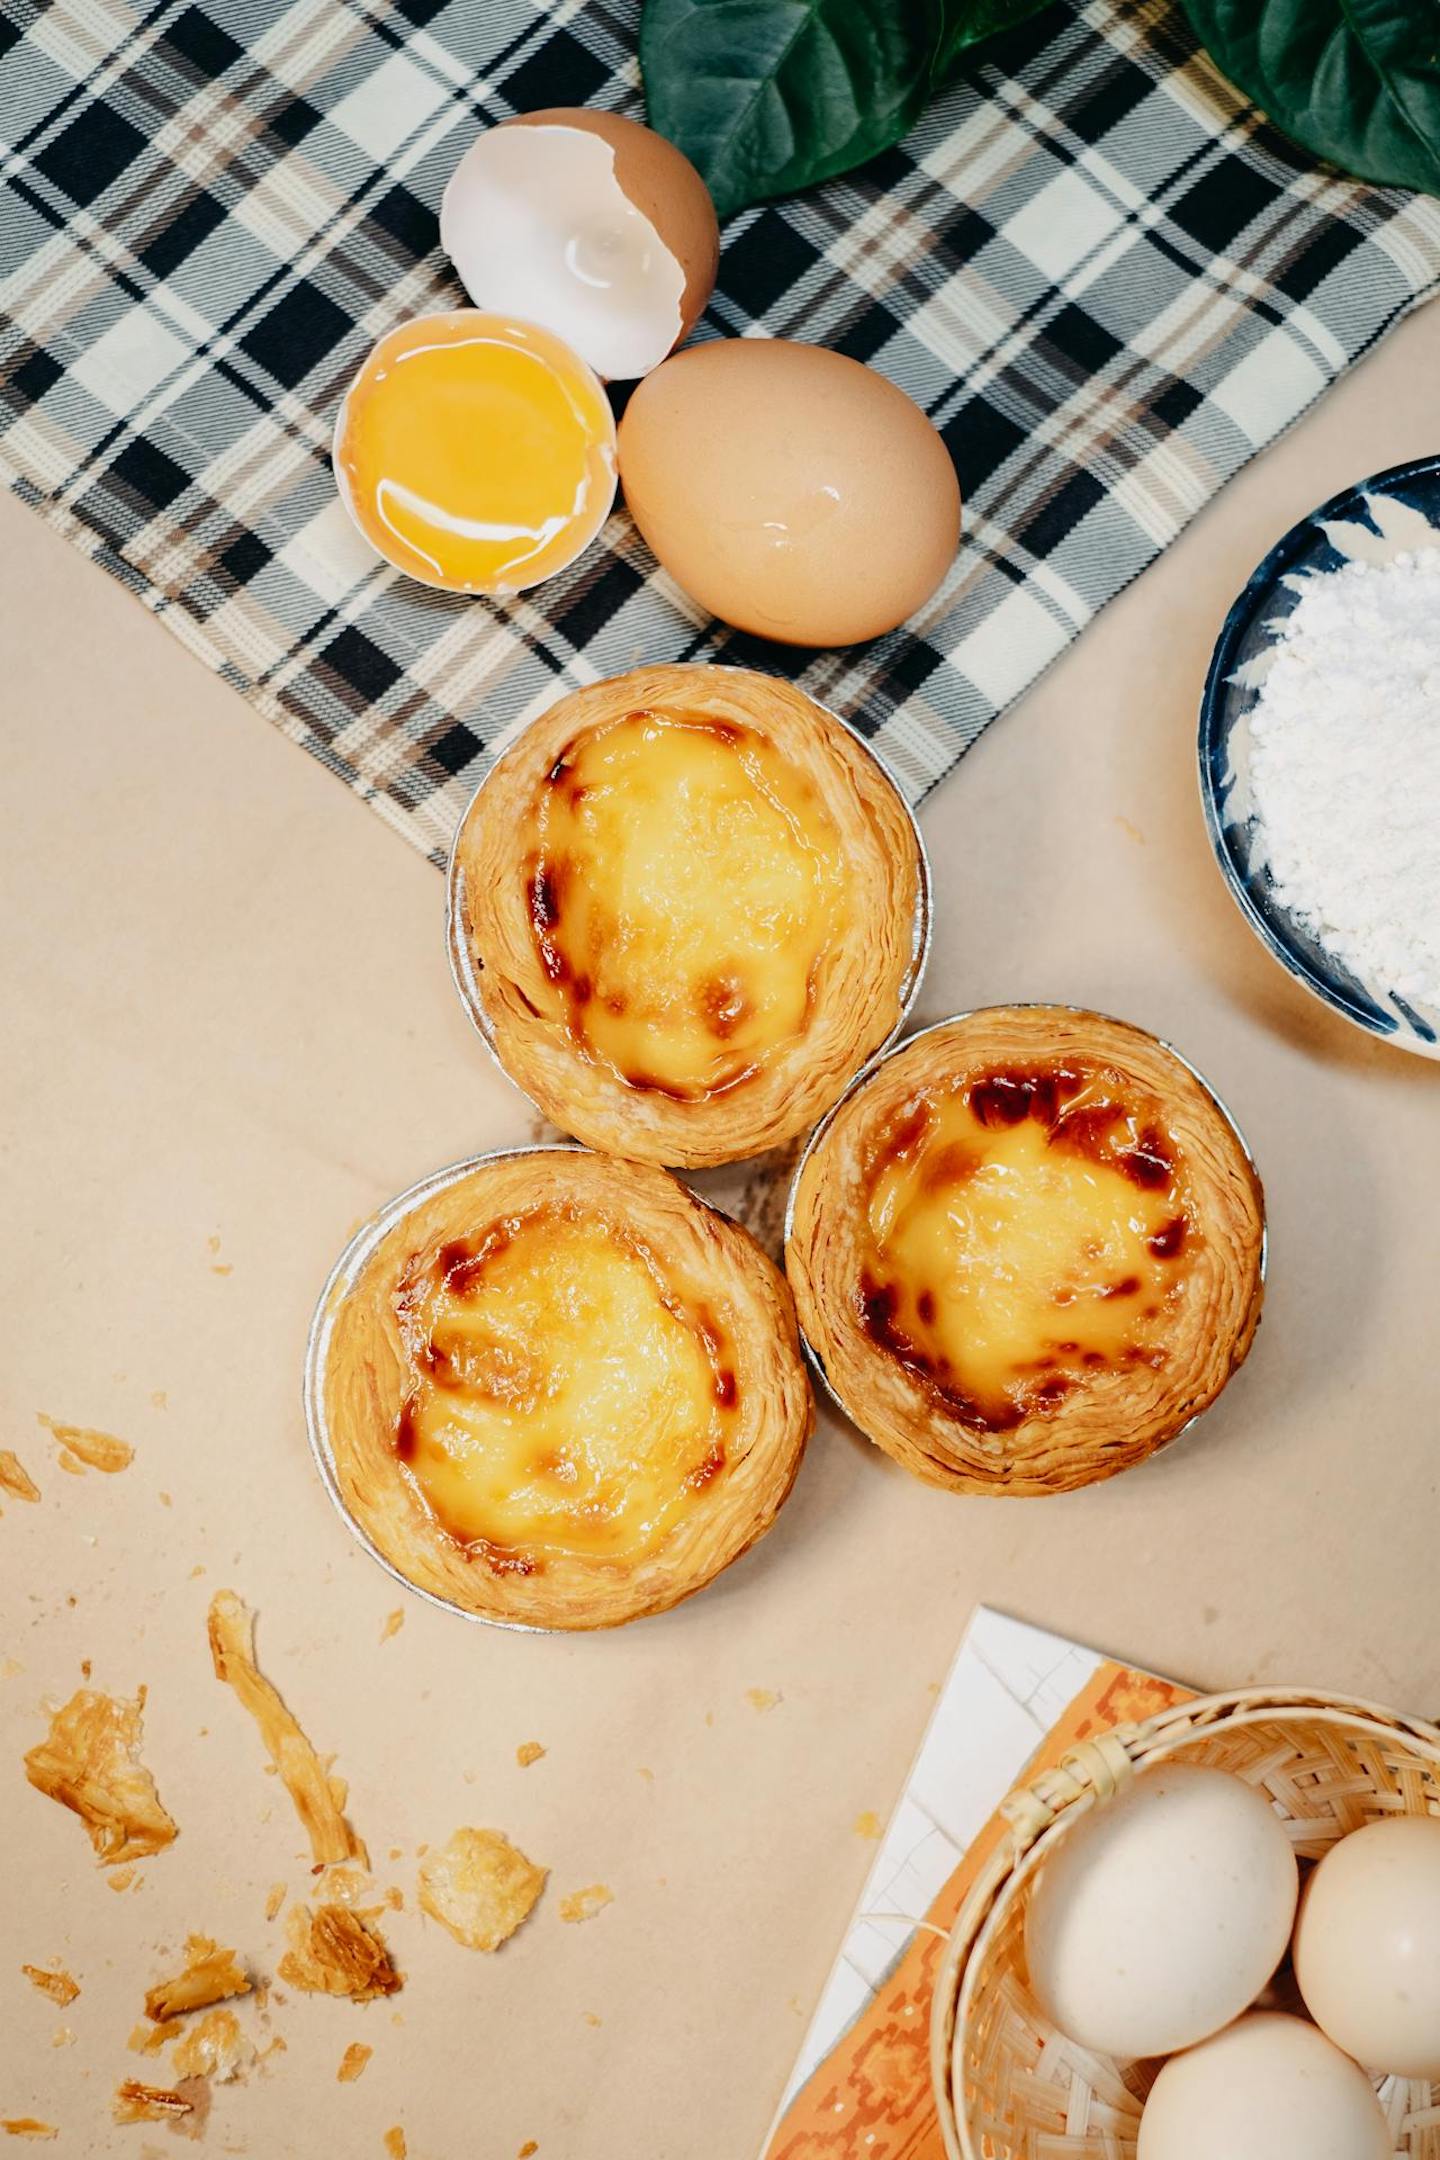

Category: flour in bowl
[1248, 547, 1440, 1005]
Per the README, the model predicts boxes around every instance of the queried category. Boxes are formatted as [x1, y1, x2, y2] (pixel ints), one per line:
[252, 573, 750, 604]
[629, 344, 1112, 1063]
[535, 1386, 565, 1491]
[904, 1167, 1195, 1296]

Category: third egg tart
[448, 663, 927, 1168]
[308, 1148, 812, 1629]
[785, 1009, 1265, 1496]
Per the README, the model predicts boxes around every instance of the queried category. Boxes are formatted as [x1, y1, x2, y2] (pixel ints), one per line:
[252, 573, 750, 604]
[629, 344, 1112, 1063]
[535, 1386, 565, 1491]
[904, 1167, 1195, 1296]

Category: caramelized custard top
[858, 1064, 1193, 1431]
[393, 1205, 737, 1573]
[522, 707, 850, 1099]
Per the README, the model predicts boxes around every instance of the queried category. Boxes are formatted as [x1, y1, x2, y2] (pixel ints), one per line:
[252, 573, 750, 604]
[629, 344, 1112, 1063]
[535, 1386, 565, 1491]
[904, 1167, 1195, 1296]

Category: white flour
[1248, 547, 1440, 1006]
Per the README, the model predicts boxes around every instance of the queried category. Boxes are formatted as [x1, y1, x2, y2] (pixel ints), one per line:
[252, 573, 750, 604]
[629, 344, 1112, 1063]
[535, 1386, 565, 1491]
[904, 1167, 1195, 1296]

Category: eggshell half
[617, 338, 961, 646]
[1294, 1814, 1440, 2078]
[441, 108, 718, 381]
[1022, 1764, 1299, 2060]
[1136, 2014, 1391, 2160]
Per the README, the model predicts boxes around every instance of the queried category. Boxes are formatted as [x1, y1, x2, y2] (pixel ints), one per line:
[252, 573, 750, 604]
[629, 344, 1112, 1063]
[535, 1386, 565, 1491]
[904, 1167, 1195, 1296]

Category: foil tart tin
[781, 1006, 1269, 1478]
[444, 666, 933, 1139]
[303, 1142, 586, 1633]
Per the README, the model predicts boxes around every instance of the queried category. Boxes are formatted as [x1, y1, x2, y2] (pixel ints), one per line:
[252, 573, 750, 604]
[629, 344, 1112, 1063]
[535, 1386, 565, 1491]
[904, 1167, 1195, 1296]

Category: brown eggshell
[503, 108, 719, 352]
[618, 339, 962, 646]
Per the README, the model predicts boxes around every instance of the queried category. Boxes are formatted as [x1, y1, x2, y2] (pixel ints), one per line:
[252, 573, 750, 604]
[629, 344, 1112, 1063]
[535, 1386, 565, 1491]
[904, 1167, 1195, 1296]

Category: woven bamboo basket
[930, 1687, 1440, 2160]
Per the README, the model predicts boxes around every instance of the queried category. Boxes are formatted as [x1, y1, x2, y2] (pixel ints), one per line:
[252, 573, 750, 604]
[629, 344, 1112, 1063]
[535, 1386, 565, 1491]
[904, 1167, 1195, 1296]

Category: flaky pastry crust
[786, 1009, 1265, 1496]
[319, 1150, 813, 1627]
[450, 664, 924, 1167]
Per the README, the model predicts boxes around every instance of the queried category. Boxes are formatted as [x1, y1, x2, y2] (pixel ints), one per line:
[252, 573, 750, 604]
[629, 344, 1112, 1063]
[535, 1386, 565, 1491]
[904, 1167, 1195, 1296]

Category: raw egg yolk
[335, 310, 616, 594]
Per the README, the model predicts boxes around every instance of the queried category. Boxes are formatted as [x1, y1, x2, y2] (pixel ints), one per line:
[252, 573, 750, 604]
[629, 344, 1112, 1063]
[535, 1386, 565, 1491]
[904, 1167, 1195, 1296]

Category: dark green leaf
[936, 0, 1056, 77]
[1181, 0, 1440, 196]
[639, 0, 947, 219]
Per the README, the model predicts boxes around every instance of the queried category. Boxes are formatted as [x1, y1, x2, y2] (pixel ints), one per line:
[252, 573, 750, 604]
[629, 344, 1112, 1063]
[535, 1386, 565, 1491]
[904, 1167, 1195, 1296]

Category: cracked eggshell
[440, 107, 719, 382]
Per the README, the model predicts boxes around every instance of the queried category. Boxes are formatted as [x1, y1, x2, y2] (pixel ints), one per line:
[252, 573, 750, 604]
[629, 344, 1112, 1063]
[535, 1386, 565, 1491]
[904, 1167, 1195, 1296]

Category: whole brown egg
[617, 339, 961, 645]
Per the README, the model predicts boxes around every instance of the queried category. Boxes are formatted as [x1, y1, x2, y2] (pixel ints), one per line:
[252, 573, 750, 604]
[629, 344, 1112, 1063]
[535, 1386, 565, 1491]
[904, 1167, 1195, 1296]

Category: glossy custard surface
[394, 1206, 735, 1570]
[525, 709, 850, 1098]
[860, 1066, 1191, 1429]
[336, 312, 615, 593]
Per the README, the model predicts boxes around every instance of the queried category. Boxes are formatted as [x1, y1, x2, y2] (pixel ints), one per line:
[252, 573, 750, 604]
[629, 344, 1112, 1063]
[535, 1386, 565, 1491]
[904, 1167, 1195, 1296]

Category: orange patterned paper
[764, 1662, 1190, 2160]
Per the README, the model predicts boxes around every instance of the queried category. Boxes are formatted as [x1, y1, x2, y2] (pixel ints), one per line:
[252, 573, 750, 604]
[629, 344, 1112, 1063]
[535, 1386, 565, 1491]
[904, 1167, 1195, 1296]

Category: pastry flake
[787, 1008, 1265, 1495]
[337, 2043, 372, 2083]
[557, 1883, 612, 1925]
[453, 664, 923, 1168]
[0, 1452, 40, 1504]
[23, 1689, 177, 1865]
[320, 1151, 812, 1629]
[277, 1903, 400, 2000]
[1, 2127, 57, 2141]
[144, 1937, 250, 2022]
[515, 1741, 545, 1768]
[171, 2008, 250, 2084]
[417, 1828, 546, 1952]
[36, 1415, 132, 1474]
[20, 1966, 78, 2007]
[207, 1591, 364, 1866]
[111, 2082, 193, 2124]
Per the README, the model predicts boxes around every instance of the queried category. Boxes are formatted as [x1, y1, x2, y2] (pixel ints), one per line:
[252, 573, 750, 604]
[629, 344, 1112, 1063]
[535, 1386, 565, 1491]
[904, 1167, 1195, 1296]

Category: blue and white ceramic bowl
[1198, 452, 1440, 1059]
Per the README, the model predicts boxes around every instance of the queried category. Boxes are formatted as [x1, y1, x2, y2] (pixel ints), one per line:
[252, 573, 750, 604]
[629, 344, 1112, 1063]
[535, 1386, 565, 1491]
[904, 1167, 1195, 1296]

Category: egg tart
[308, 1149, 813, 1628]
[448, 664, 927, 1168]
[785, 1009, 1265, 1495]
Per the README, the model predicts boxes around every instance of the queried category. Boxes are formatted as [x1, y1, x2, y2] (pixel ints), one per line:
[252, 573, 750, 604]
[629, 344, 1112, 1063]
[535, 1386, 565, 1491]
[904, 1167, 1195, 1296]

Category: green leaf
[1181, 0, 1440, 196]
[936, 0, 1056, 77]
[639, 0, 948, 219]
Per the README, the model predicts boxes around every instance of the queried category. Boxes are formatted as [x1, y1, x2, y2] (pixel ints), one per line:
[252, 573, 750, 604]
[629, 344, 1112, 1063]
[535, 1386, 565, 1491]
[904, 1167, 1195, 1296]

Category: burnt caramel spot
[546, 755, 569, 786]
[885, 1104, 932, 1160]
[1149, 1215, 1188, 1259]
[714, 1369, 738, 1409]
[921, 1141, 980, 1193]
[1119, 1127, 1173, 1190]
[968, 1065, 1086, 1131]
[685, 1446, 727, 1492]
[395, 1400, 418, 1462]
[572, 973, 593, 1008]
[530, 863, 561, 931]
[1104, 1275, 1141, 1299]
[699, 975, 750, 1041]
[859, 1274, 900, 1345]
[469, 1538, 539, 1578]
[916, 1289, 936, 1327]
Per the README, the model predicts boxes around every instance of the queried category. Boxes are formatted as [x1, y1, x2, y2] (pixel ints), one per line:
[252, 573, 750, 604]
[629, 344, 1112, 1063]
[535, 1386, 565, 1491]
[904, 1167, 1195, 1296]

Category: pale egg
[1023, 1764, 1298, 2060]
[1136, 2013, 1391, 2160]
[1294, 1814, 1440, 2078]
[332, 310, 616, 594]
[441, 108, 718, 382]
[616, 338, 961, 646]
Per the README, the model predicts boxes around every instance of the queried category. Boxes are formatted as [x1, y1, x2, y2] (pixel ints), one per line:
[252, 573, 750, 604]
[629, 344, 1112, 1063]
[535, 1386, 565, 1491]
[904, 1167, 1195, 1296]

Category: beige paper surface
[4, 303, 1440, 2157]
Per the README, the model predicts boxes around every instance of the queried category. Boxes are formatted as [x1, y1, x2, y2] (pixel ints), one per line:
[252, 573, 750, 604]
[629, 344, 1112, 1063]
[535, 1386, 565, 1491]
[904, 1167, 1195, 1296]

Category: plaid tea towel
[2, 0, 1438, 862]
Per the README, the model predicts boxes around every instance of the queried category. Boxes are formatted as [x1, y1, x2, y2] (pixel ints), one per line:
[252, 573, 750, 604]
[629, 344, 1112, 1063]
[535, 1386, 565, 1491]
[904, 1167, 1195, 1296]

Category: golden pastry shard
[170, 2007, 250, 2084]
[206, 1590, 365, 1867]
[0, 1451, 40, 1503]
[418, 1828, 547, 1951]
[111, 2082, 192, 2124]
[277, 1903, 401, 2000]
[36, 1415, 133, 1473]
[20, 1966, 78, 2007]
[144, 1936, 250, 2022]
[23, 1689, 178, 1865]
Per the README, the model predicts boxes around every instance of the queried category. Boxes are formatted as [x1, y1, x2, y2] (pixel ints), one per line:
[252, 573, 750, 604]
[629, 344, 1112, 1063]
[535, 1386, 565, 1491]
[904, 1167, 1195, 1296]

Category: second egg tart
[309, 1149, 813, 1629]
[786, 1009, 1265, 1496]
[449, 664, 927, 1167]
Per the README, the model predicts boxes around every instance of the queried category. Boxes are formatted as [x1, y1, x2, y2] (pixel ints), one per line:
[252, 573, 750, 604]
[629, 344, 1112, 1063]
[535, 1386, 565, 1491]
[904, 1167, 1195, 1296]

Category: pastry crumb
[0, 1452, 40, 1503]
[383, 2130, 407, 2159]
[515, 1741, 545, 1768]
[107, 1866, 136, 1892]
[278, 1903, 400, 2000]
[557, 1884, 612, 1926]
[128, 2020, 169, 2057]
[582, 2011, 602, 2027]
[519, 2144, 538, 2157]
[637, 1766, 653, 1782]
[265, 1882, 286, 1922]
[320, 1866, 371, 1907]
[23, 1688, 178, 1864]
[1, 2125, 57, 2141]
[151, 1391, 168, 1410]
[172, 2008, 250, 2084]
[145, 1936, 250, 2022]
[337, 2042, 372, 2084]
[37, 1415, 133, 1474]
[207, 1591, 364, 1867]
[379, 1609, 404, 1642]
[745, 1688, 781, 1712]
[418, 1828, 546, 1952]
[21, 1965, 78, 2007]
[112, 2082, 192, 2124]
[853, 1810, 882, 1840]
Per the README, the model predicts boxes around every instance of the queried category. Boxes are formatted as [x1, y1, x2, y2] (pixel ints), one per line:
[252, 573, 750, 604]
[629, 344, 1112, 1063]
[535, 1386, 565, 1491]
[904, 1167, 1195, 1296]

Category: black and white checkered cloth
[3, 0, 1438, 860]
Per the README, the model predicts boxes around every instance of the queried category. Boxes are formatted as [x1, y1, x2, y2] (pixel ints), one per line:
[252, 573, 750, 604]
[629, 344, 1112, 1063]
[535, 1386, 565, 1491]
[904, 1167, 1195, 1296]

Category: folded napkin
[2, 0, 1437, 859]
